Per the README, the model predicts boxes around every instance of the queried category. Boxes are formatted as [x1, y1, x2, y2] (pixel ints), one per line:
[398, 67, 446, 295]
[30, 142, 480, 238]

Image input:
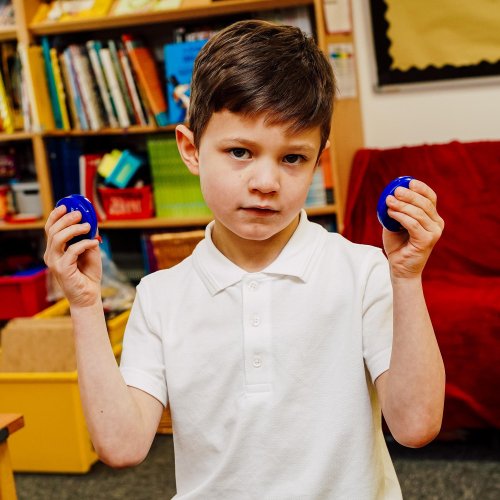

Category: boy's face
[178, 110, 322, 256]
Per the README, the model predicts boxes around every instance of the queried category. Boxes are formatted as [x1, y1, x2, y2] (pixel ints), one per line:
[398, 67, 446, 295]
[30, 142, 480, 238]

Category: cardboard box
[0, 317, 76, 372]
[0, 300, 130, 472]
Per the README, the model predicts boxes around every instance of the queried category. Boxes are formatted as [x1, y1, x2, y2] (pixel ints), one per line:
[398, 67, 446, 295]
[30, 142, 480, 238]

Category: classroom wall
[351, 0, 500, 149]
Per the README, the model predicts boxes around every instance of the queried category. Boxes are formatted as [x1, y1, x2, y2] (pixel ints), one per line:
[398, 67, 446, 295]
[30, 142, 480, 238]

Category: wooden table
[0, 414, 24, 500]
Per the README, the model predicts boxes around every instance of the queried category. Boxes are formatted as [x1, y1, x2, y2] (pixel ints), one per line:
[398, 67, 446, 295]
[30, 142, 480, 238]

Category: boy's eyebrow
[218, 137, 317, 154]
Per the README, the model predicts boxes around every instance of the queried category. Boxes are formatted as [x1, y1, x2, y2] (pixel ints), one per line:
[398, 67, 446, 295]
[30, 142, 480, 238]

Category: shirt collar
[192, 210, 328, 296]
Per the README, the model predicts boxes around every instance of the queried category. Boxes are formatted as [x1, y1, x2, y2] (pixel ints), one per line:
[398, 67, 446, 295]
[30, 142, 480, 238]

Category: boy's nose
[248, 163, 280, 194]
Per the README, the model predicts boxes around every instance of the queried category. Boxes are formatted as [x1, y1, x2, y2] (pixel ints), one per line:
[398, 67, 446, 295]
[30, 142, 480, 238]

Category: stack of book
[39, 35, 168, 131]
[147, 136, 210, 218]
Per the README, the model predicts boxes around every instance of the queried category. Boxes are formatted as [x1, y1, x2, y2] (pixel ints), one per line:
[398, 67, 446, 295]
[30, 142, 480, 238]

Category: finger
[393, 185, 442, 226]
[50, 222, 93, 256]
[47, 209, 83, 239]
[45, 205, 67, 235]
[386, 194, 437, 233]
[409, 179, 438, 207]
[54, 238, 100, 278]
[62, 237, 100, 264]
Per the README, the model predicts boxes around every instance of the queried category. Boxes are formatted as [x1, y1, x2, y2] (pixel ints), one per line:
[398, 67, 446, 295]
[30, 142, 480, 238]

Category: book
[49, 48, 71, 130]
[33, 0, 114, 23]
[19, 45, 55, 131]
[122, 35, 169, 126]
[78, 153, 106, 221]
[68, 44, 104, 130]
[99, 47, 131, 128]
[41, 37, 63, 129]
[1, 43, 24, 130]
[58, 51, 80, 129]
[62, 47, 89, 130]
[86, 40, 119, 128]
[112, 0, 180, 16]
[0, 67, 14, 132]
[104, 149, 144, 188]
[107, 40, 135, 125]
[118, 42, 148, 126]
[164, 39, 207, 124]
[147, 137, 210, 217]
[46, 138, 82, 200]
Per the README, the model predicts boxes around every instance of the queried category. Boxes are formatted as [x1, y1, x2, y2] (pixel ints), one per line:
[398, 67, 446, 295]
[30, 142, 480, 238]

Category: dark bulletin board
[369, 0, 500, 88]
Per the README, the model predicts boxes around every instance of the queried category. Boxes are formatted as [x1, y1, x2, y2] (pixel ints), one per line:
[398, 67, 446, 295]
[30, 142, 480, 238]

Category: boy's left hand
[383, 179, 444, 280]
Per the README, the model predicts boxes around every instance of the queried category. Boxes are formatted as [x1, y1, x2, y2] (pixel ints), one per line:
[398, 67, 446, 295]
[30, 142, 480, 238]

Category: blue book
[164, 39, 207, 124]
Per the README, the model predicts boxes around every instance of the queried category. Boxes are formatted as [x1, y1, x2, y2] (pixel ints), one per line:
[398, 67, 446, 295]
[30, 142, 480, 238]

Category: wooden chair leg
[0, 440, 18, 500]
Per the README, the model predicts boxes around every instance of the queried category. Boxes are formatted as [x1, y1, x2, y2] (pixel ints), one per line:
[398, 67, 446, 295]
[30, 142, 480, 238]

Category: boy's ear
[176, 124, 200, 175]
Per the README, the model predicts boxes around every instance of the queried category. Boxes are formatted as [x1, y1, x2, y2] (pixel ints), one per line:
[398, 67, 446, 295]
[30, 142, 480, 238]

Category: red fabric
[343, 140, 500, 430]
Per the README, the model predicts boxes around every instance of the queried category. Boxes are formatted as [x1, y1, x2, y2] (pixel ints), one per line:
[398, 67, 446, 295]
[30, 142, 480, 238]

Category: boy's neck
[211, 215, 300, 273]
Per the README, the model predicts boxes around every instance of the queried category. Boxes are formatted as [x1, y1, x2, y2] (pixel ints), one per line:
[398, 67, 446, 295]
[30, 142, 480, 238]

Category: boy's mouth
[241, 206, 278, 216]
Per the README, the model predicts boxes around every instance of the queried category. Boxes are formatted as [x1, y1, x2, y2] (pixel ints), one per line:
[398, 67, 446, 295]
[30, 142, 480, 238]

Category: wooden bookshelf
[29, 0, 314, 35]
[1, 0, 363, 251]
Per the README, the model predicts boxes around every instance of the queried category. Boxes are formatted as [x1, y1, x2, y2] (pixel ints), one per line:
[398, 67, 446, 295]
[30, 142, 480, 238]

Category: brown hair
[188, 20, 335, 152]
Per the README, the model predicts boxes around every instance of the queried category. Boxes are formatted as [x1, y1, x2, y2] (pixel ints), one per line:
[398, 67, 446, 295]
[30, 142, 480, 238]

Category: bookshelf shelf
[29, 0, 314, 36]
[0, 131, 33, 142]
[42, 125, 178, 137]
[0, 220, 45, 231]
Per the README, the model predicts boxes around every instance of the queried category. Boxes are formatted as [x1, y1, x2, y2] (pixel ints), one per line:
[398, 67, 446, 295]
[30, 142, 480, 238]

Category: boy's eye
[229, 148, 251, 159]
[283, 154, 306, 165]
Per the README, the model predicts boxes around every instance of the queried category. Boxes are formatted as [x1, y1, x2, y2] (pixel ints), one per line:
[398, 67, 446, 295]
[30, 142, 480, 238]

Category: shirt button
[248, 280, 258, 290]
[251, 315, 261, 327]
[253, 357, 262, 368]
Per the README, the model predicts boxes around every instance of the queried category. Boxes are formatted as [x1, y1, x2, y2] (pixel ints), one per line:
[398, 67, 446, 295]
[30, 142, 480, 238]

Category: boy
[44, 20, 445, 499]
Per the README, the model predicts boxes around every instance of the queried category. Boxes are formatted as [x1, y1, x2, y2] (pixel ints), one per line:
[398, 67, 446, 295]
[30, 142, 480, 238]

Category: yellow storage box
[0, 300, 129, 473]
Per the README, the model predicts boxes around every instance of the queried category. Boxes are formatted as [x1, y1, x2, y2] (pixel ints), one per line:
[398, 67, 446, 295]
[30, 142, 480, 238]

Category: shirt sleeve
[119, 280, 168, 407]
[362, 249, 393, 383]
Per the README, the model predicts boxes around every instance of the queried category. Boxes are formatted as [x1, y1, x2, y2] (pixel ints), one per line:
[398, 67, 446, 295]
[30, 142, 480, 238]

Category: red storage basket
[98, 186, 154, 220]
[0, 268, 50, 319]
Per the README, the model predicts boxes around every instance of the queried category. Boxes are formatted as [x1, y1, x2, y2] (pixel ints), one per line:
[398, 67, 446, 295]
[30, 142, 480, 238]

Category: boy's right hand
[44, 204, 102, 308]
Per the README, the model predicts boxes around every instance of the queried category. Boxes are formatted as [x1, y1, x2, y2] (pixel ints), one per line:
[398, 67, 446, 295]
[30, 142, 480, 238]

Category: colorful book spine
[68, 44, 102, 131]
[63, 48, 89, 130]
[58, 51, 80, 129]
[122, 34, 168, 126]
[107, 40, 135, 124]
[147, 136, 210, 217]
[86, 40, 119, 128]
[99, 47, 130, 128]
[49, 47, 70, 130]
[0, 67, 13, 133]
[118, 42, 148, 126]
[19, 44, 55, 131]
[41, 36, 63, 129]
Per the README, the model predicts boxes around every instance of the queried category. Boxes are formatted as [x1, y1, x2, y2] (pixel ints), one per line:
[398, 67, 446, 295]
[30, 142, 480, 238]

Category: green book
[147, 137, 210, 218]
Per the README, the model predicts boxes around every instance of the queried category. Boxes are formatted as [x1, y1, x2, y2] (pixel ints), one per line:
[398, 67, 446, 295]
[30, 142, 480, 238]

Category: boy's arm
[44, 206, 163, 466]
[374, 180, 445, 448]
[71, 302, 163, 467]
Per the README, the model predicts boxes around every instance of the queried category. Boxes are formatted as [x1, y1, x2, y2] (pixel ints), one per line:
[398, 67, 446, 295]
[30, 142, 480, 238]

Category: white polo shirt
[120, 211, 402, 499]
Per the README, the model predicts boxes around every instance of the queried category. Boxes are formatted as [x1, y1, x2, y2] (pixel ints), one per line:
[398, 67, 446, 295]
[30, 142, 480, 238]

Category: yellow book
[35, 1, 114, 23]
[97, 149, 123, 178]
[50, 48, 70, 130]
[22, 45, 55, 131]
[0, 69, 14, 133]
